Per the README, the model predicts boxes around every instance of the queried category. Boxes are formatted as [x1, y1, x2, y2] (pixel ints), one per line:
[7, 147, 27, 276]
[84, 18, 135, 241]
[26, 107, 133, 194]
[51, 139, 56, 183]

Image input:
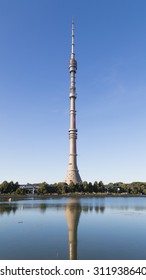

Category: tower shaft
[65, 20, 82, 185]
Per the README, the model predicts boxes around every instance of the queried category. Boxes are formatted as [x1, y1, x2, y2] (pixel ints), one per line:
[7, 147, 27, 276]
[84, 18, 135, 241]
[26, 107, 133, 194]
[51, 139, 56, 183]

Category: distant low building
[19, 184, 40, 194]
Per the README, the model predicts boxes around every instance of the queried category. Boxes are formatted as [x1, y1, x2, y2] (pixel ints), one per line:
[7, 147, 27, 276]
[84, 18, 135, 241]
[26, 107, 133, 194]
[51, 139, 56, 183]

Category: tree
[82, 181, 89, 193]
[37, 182, 49, 194]
[16, 188, 27, 195]
[68, 182, 75, 193]
[93, 181, 99, 193]
[98, 181, 105, 192]
[0, 181, 19, 194]
[0, 181, 10, 193]
[88, 182, 93, 193]
[140, 185, 146, 195]
[75, 183, 83, 192]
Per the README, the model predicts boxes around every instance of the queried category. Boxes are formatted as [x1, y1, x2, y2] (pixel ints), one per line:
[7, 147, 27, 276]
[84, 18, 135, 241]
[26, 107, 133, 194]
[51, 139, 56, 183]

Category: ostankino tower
[65, 19, 82, 185]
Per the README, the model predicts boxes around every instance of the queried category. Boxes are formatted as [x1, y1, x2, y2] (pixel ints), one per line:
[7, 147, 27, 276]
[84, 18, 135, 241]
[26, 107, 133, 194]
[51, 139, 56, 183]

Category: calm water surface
[0, 196, 146, 260]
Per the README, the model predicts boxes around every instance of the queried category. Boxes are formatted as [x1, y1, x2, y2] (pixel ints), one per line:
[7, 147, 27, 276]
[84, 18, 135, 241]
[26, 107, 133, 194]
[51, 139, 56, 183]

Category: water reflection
[1, 197, 146, 214]
[65, 199, 81, 260]
[0, 204, 18, 215]
[0, 197, 146, 259]
[0, 199, 106, 214]
[64, 199, 105, 259]
[0, 198, 104, 259]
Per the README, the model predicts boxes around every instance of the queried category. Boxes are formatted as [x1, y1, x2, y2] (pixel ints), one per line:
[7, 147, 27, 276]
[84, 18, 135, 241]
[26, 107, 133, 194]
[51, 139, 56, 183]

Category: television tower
[65, 19, 82, 184]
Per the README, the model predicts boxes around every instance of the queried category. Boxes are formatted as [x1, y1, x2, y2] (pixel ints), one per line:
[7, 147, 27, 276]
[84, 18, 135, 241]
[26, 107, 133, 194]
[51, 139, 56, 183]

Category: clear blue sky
[0, 0, 146, 184]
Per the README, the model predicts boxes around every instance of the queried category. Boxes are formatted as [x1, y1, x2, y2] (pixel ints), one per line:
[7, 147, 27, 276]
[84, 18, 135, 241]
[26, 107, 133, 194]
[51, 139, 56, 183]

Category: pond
[0, 196, 146, 259]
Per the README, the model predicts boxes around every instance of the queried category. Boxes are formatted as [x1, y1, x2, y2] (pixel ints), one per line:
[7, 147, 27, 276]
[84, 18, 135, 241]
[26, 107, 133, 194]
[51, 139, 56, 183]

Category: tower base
[65, 169, 82, 185]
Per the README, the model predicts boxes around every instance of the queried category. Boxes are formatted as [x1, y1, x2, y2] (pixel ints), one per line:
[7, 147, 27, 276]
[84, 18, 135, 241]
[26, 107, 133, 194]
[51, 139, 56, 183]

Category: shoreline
[0, 193, 145, 200]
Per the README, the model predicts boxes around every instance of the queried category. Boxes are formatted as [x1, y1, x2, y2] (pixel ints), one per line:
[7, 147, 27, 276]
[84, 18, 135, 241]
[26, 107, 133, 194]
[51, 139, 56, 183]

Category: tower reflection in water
[65, 199, 81, 260]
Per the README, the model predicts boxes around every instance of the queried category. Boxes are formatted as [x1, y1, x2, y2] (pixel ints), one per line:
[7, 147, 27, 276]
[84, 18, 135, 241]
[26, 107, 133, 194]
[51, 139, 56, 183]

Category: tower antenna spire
[71, 17, 75, 58]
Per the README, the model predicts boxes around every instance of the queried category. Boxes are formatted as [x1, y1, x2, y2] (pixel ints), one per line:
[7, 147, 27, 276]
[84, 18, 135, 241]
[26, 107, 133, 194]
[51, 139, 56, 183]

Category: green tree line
[0, 180, 146, 195]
